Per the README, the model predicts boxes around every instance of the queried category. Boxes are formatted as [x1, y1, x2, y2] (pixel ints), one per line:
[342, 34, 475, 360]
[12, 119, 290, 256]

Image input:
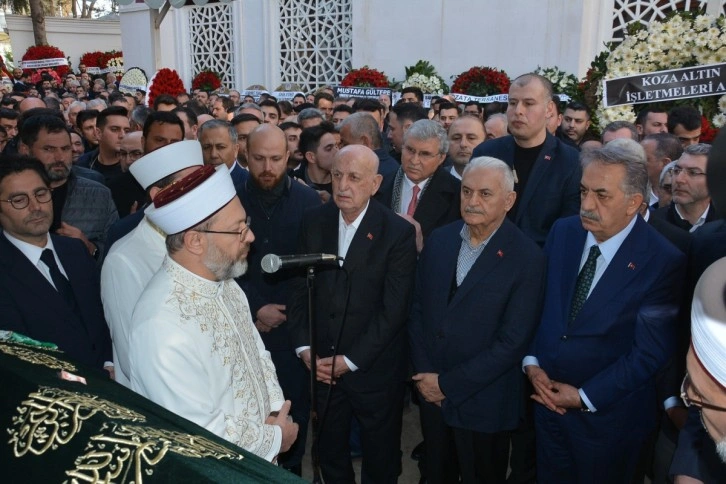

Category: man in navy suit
[471, 73, 581, 247]
[410, 156, 546, 482]
[471, 72, 581, 482]
[524, 139, 685, 483]
[288, 145, 417, 483]
[0, 155, 112, 371]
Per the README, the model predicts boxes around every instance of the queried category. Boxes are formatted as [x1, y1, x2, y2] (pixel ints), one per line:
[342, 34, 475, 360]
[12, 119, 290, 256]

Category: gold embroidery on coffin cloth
[6, 386, 243, 483]
[66, 423, 244, 483]
[8, 387, 145, 457]
[0, 342, 76, 372]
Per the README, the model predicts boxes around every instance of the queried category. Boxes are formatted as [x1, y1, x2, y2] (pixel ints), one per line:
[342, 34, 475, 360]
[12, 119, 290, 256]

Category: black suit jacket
[288, 199, 417, 391]
[0, 233, 111, 369]
[651, 202, 718, 232]
[409, 218, 546, 432]
[375, 166, 461, 238]
[472, 132, 581, 245]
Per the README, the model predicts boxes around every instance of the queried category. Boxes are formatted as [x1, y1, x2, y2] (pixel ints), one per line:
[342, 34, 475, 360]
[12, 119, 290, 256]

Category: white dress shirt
[4, 232, 68, 287]
[399, 175, 428, 214]
[295, 203, 370, 372]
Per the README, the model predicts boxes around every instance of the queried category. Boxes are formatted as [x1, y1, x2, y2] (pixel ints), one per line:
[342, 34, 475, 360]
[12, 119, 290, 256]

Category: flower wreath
[21, 45, 70, 78]
[451, 66, 510, 96]
[587, 11, 726, 140]
[146, 68, 186, 108]
[192, 70, 222, 91]
[340, 67, 390, 88]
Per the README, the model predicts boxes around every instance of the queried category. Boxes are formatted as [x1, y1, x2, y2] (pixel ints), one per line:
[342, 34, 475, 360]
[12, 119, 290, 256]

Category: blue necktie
[569, 245, 601, 322]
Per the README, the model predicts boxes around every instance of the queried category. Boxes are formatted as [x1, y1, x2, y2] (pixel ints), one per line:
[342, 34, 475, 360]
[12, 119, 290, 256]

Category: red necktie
[407, 185, 420, 216]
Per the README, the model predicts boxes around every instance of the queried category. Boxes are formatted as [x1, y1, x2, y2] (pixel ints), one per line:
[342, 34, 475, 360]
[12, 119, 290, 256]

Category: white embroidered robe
[128, 256, 284, 461]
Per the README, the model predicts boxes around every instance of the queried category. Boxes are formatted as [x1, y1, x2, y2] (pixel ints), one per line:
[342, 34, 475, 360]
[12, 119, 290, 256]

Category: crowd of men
[1, 65, 726, 484]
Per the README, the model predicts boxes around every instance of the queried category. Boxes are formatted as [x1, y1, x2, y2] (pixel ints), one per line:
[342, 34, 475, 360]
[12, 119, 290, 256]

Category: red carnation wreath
[80, 51, 106, 69]
[451, 66, 510, 96]
[192, 70, 222, 91]
[340, 67, 389, 88]
[22, 45, 70, 78]
[146, 68, 186, 108]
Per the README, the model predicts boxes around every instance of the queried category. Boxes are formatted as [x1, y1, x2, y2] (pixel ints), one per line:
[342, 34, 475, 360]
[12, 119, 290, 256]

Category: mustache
[580, 210, 601, 222]
[464, 207, 485, 215]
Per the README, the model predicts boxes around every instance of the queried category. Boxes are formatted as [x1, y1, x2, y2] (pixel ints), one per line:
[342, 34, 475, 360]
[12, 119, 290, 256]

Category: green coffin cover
[0, 340, 305, 483]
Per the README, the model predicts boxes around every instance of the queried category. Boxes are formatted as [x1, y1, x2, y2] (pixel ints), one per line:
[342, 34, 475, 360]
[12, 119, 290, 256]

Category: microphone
[261, 253, 342, 273]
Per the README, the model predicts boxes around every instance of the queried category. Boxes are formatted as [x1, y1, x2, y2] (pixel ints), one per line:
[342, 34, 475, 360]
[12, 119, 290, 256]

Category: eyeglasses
[681, 374, 726, 412]
[0, 187, 52, 210]
[672, 165, 706, 178]
[197, 217, 252, 240]
[403, 145, 442, 162]
[119, 150, 144, 161]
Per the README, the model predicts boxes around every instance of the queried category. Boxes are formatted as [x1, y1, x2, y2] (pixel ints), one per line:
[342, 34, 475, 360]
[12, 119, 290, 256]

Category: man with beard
[128, 164, 299, 462]
[18, 114, 118, 261]
[0, 155, 112, 371]
[280, 121, 303, 170]
[294, 121, 338, 201]
[447, 116, 486, 180]
[235, 123, 320, 474]
[101, 141, 203, 387]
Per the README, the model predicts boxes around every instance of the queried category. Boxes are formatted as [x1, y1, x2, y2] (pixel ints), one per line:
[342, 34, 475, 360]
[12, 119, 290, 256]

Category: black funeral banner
[0, 340, 305, 483]
[603, 63, 726, 107]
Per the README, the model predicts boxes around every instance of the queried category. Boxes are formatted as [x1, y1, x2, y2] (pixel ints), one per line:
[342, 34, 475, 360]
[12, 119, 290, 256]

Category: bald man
[235, 123, 321, 475]
[289, 145, 418, 482]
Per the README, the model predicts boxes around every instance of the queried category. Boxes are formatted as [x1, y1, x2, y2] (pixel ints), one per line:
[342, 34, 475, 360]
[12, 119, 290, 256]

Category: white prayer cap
[692, 256, 726, 387]
[129, 140, 203, 190]
[145, 165, 236, 235]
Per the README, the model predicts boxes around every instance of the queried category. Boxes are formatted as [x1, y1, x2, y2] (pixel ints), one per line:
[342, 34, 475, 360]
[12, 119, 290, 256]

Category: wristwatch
[580, 395, 591, 413]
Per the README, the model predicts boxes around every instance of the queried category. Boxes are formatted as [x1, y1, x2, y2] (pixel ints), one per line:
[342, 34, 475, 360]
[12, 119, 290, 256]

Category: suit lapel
[573, 217, 651, 325]
[342, 203, 381, 274]
[414, 168, 451, 233]
[515, 133, 558, 224]
[449, 222, 511, 308]
[0, 234, 78, 317]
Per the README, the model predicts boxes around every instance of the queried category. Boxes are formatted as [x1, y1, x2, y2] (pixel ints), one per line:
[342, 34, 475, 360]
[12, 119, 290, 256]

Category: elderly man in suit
[0, 155, 111, 371]
[376, 119, 461, 251]
[289, 144, 417, 483]
[410, 156, 546, 482]
[523, 138, 686, 483]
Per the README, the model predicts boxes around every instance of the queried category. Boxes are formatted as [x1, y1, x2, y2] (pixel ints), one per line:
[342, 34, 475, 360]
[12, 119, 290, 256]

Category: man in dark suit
[339, 112, 399, 178]
[410, 156, 546, 482]
[472, 73, 581, 247]
[198, 119, 249, 189]
[288, 145, 417, 483]
[235, 124, 321, 475]
[376, 119, 461, 247]
[0, 155, 112, 371]
[652, 143, 717, 233]
[524, 139, 685, 482]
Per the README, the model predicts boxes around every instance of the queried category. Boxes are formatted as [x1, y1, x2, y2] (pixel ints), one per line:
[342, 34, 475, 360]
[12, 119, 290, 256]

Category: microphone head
[261, 254, 282, 274]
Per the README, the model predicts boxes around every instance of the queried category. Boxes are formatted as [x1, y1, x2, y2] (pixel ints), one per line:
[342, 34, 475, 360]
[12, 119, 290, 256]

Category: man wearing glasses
[670, 257, 726, 481]
[653, 143, 716, 233]
[376, 119, 461, 251]
[127, 164, 299, 462]
[0, 155, 112, 372]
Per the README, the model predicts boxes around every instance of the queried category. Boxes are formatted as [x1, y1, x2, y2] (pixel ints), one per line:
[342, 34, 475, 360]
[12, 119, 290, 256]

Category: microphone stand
[307, 265, 322, 483]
